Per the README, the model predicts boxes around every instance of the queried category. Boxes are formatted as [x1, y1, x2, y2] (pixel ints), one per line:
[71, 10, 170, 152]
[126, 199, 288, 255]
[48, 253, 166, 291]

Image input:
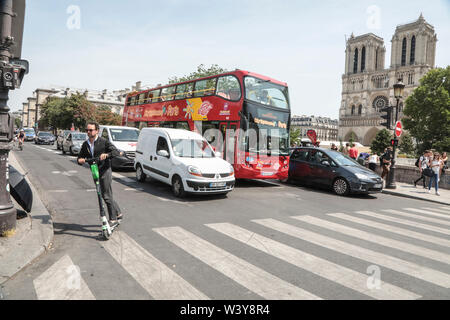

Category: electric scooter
[85, 153, 121, 240]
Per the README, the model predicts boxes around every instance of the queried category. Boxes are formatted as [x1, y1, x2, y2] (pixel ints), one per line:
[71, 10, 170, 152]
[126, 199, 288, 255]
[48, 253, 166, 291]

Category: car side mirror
[157, 150, 169, 158]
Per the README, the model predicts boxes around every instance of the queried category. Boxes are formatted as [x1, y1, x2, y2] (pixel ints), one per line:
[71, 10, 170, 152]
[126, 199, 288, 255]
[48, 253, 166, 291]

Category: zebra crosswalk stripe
[403, 208, 450, 220]
[253, 218, 450, 288]
[340, 211, 450, 246]
[33, 255, 95, 300]
[292, 215, 450, 265]
[103, 230, 208, 300]
[421, 207, 450, 215]
[153, 226, 321, 300]
[382, 209, 450, 227]
[207, 222, 420, 299]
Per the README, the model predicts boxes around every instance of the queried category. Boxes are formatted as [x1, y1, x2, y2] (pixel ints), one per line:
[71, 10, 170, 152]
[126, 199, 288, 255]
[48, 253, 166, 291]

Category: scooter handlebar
[84, 151, 124, 165]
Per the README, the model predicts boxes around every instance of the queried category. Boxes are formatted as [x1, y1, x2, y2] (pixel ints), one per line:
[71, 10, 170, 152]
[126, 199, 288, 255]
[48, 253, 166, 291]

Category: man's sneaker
[109, 220, 119, 227]
[427, 189, 431, 194]
[436, 192, 440, 196]
[117, 214, 123, 220]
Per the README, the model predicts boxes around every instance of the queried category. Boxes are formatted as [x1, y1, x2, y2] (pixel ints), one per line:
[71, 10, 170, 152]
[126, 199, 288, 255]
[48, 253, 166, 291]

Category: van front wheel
[136, 165, 146, 182]
[172, 175, 185, 198]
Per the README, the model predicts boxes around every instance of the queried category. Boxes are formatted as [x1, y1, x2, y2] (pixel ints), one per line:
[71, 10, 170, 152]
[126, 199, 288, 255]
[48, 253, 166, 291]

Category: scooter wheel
[102, 229, 110, 240]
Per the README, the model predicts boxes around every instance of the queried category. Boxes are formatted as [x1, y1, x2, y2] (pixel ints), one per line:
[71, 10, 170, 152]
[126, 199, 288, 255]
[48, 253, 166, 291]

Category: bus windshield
[171, 139, 215, 158]
[244, 76, 289, 109]
[110, 129, 139, 142]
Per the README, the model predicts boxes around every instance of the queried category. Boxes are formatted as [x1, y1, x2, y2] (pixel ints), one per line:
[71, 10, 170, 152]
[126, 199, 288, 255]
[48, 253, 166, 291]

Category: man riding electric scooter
[77, 121, 123, 228]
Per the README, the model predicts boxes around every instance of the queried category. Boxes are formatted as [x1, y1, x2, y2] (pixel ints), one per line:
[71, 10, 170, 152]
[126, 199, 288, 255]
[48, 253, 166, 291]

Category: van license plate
[210, 182, 226, 187]
[261, 172, 274, 176]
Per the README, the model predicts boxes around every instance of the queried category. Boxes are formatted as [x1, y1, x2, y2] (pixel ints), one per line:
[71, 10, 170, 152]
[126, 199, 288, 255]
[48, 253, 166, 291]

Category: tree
[14, 117, 21, 128]
[399, 132, 415, 156]
[370, 129, 391, 155]
[403, 66, 450, 153]
[289, 127, 301, 147]
[168, 64, 229, 84]
[96, 105, 122, 125]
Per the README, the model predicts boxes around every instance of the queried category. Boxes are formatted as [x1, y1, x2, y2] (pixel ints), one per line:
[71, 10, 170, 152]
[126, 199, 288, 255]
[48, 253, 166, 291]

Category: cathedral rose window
[372, 96, 389, 111]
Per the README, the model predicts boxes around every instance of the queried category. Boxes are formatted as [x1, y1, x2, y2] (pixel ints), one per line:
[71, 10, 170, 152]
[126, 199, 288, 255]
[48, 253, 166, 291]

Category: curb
[0, 151, 54, 285]
[382, 189, 450, 206]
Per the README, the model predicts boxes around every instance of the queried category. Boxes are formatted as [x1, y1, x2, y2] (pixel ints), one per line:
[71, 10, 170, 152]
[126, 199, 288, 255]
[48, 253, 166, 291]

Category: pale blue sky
[9, 0, 450, 119]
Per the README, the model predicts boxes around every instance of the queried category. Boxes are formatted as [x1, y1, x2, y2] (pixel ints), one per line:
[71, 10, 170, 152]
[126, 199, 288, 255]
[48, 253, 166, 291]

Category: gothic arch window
[372, 96, 389, 112]
[401, 37, 407, 66]
[353, 48, 358, 74]
[361, 47, 366, 72]
[351, 105, 355, 115]
[358, 105, 362, 115]
[410, 36, 416, 65]
[375, 48, 379, 70]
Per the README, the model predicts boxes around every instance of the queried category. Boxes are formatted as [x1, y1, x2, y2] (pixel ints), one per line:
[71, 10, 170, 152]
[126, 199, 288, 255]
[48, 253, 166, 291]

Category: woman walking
[428, 152, 443, 196]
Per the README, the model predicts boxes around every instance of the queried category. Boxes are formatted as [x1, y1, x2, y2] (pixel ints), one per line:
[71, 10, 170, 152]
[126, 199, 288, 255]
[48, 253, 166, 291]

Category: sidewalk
[382, 182, 450, 206]
[0, 151, 53, 285]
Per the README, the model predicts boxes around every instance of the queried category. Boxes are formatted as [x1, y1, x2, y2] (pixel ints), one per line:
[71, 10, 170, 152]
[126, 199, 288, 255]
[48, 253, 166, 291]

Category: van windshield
[171, 139, 215, 158]
[110, 129, 139, 142]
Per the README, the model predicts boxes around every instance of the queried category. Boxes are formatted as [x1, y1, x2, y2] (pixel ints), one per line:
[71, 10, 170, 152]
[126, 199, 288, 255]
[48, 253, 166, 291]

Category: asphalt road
[1, 141, 450, 300]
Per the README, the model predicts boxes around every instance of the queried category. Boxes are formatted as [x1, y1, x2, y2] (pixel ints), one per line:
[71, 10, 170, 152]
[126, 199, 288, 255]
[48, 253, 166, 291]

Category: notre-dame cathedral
[338, 14, 437, 145]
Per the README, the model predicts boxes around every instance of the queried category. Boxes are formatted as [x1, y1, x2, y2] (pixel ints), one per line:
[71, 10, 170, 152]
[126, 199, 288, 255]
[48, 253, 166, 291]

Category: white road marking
[153, 226, 320, 300]
[86, 189, 96, 192]
[403, 208, 450, 220]
[353, 211, 450, 237]
[103, 231, 208, 300]
[421, 207, 450, 215]
[207, 222, 420, 299]
[293, 215, 450, 265]
[155, 196, 192, 206]
[253, 218, 450, 288]
[33, 255, 95, 300]
[124, 188, 144, 191]
[52, 171, 61, 174]
[382, 209, 450, 227]
[338, 212, 450, 246]
[49, 190, 69, 193]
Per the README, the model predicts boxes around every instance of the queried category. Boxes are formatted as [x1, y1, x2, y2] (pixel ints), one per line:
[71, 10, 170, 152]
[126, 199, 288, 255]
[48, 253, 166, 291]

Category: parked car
[99, 125, 140, 170]
[288, 147, 383, 196]
[56, 130, 72, 150]
[35, 131, 56, 145]
[134, 128, 235, 197]
[62, 132, 87, 155]
[23, 128, 35, 141]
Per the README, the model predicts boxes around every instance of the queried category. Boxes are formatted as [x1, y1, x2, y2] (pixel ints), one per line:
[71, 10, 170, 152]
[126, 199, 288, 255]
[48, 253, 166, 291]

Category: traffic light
[391, 139, 398, 147]
[380, 106, 392, 129]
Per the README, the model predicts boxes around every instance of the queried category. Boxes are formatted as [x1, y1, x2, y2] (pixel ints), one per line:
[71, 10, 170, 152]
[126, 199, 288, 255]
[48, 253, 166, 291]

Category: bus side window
[175, 84, 186, 100]
[151, 89, 161, 103]
[185, 82, 194, 98]
[216, 75, 241, 101]
[194, 80, 206, 97]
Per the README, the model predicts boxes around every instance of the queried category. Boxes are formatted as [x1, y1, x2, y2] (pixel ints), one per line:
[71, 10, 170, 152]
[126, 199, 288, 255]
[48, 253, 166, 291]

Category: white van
[134, 128, 235, 197]
[99, 125, 140, 170]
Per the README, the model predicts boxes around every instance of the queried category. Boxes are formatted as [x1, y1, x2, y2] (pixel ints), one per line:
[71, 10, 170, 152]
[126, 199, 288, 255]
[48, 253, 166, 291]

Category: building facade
[291, 115, 339, 142]
[20, 82, 142, 129]
[338, 14, 437, 145]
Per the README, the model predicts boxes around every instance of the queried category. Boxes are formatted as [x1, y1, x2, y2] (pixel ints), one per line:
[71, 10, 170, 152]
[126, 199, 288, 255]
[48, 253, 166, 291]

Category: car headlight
[355, 173, 371, 180]
[188, 166, 202, 177]
[229, 165, 234, 176]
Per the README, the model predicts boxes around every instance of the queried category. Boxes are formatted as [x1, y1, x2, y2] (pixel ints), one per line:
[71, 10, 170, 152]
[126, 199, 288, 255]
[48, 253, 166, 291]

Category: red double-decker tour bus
[122, 70, 291, 180]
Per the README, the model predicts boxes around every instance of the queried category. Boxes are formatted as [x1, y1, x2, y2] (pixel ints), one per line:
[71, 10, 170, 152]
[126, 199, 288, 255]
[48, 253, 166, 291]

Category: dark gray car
[288, 147, 383, 196]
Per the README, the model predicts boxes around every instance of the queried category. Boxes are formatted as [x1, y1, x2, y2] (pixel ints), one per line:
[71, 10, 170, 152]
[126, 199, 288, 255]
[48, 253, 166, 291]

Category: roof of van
[141, 128, 203, 140]
[100, 125, 139, 130]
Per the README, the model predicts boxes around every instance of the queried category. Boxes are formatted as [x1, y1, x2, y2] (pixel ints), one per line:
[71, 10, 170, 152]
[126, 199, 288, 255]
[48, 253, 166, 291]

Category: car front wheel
[333, 178, 350, 196]
[172, 175, 185, 198]
[136, 165, 146, 182]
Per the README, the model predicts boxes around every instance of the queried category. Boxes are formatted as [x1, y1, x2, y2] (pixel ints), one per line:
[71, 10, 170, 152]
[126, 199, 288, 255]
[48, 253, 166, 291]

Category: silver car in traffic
[62, 132, 87, 155]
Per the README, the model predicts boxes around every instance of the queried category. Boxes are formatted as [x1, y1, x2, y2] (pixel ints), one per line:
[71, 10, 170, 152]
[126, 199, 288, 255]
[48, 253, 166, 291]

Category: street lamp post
[385, 78, 405, 189]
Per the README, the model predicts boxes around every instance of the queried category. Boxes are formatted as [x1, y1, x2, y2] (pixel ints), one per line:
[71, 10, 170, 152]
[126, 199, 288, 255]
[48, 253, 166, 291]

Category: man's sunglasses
[86, 129, 96, 132]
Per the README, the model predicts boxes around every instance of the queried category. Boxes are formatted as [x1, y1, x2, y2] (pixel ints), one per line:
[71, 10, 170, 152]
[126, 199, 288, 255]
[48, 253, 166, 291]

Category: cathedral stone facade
[338, 14, 437, 145]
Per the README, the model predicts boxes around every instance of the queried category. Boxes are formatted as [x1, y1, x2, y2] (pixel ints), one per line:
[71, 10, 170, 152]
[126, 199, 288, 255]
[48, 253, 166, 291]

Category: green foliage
[403, 66, 450, 154]
[289, 127, 301, 147]
[14, 117, 21, 128]
[40, 94, 121, 130]
[168, 64, 229, 84]
[399, 132, 415, 156]
[370, 129, 391, 155]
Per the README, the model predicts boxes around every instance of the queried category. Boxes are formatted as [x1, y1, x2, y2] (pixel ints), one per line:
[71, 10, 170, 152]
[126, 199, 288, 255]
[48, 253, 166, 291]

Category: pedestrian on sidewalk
[442, 152, 448, 175]
[331, 143, 338, 151]
[77, 121, 123, 225]
[428, 152, 443, 196]
[343, 143, 350, 156]
[368, 153, 378, 172]
[381, 147, 392, 180]
[349, 144, 358, 160]
[414, 150, 431, 188]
